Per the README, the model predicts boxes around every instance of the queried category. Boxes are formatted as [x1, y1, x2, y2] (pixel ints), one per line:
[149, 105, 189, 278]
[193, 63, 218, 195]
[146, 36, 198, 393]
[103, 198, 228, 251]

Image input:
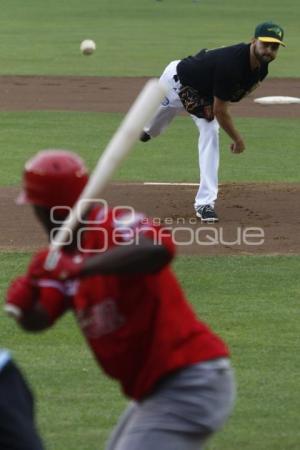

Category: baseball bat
[45, 78, 167, 268]
[4, 78, 167, 319]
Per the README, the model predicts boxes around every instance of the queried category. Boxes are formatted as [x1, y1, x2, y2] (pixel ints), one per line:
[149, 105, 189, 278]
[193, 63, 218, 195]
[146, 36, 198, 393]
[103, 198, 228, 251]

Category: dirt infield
[2, 183, 300, 255]
[0, 75, 299, 118]
[0, 75, 299, 255]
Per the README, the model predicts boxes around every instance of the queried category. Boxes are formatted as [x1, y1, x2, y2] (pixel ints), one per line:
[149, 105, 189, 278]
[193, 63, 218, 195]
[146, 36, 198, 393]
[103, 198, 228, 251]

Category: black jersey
[176, 43, 268, 102]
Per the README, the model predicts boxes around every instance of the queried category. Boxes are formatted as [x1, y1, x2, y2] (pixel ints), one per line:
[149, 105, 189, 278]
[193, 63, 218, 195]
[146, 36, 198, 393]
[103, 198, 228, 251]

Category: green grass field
[0, 0, 298, 76]
[1, 254, 299, 450]
[0, 112, 299, 185]
[0, 1, 299, 449]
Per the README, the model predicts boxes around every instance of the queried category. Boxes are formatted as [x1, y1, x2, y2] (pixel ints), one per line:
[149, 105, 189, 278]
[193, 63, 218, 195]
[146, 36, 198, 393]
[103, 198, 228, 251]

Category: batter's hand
[5, 276, 38, 318]
[29, 249, 84, 281]
[230, 139, 245, 154]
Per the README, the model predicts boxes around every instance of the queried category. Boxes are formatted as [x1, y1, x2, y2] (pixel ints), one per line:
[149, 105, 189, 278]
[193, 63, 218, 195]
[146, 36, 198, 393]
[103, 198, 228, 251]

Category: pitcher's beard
[253, 46, 273, 65]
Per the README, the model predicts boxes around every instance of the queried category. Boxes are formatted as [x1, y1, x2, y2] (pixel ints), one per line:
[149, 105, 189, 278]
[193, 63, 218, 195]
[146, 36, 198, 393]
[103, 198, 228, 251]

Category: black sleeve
[194, 48, 207, 58]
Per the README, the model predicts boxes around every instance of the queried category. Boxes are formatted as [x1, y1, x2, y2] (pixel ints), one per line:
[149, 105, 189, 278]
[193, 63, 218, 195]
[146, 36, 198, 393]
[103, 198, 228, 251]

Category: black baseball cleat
[140, 131, 151, 142]
[195, 205, 219, 223]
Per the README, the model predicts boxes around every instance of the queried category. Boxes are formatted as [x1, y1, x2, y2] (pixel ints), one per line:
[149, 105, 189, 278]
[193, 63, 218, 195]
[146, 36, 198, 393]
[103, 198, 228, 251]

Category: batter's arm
[213, 97, 245, 153]
[28, 236, 173, 282]
[5, 266, 69, 328]
[80, 235, 173, 276]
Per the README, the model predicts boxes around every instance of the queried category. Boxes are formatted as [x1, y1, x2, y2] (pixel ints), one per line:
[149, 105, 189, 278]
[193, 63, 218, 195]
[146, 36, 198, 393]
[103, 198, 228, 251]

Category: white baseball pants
[144, 60, 220, 209]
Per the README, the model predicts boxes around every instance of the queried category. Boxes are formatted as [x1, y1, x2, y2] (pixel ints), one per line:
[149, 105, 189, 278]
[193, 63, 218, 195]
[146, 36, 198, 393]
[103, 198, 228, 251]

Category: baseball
[80, 39, 96, 55]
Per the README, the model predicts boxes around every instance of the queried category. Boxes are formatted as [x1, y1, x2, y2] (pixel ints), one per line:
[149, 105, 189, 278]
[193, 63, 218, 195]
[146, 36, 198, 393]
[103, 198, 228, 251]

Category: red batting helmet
[17, 149, 89, 208]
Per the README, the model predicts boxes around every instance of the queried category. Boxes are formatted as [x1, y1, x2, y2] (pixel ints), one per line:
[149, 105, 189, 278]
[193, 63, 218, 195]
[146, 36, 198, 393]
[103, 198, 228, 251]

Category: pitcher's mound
[1, 182, 299, 255]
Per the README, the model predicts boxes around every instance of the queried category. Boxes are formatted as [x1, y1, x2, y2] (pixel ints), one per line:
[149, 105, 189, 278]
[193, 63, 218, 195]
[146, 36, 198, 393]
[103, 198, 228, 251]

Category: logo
[161, 96, 170, 106]
[267, 27, 282, 38]
[77, 299, 125, 338]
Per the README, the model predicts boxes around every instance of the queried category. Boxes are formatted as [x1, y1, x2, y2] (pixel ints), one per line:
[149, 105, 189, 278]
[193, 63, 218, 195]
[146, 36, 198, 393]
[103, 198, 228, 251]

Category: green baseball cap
[255, 21, 286, 47]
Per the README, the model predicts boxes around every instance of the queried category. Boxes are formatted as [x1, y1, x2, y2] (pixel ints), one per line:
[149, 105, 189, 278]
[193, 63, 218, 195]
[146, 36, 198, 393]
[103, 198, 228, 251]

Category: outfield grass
[1, 253, 299, 450]
[0, 111, 299, 186]
[0, 0, 298, 76]
[0, 2, 299, 448]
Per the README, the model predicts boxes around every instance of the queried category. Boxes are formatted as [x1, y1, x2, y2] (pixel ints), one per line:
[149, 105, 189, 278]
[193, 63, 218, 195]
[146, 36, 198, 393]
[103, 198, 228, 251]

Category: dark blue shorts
[0, 360, 44, 450]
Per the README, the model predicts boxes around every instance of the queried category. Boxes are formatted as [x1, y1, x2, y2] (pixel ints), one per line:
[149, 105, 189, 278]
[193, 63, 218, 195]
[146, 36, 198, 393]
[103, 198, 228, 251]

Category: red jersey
[33, 206, 229, 400]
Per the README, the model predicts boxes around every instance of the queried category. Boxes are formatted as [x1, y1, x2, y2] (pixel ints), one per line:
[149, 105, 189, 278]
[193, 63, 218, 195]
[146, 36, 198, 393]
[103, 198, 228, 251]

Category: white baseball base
[254, 96, 300, 105]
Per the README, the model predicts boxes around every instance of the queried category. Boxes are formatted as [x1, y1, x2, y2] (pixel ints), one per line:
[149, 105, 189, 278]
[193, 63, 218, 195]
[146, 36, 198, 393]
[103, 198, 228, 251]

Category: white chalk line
[111, 182, 200, 187]
[143, 182, 199, 186]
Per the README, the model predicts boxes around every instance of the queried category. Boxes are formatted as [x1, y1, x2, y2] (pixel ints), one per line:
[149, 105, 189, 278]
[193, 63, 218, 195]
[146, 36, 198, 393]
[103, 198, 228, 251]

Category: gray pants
[105, 358, 235, 450]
